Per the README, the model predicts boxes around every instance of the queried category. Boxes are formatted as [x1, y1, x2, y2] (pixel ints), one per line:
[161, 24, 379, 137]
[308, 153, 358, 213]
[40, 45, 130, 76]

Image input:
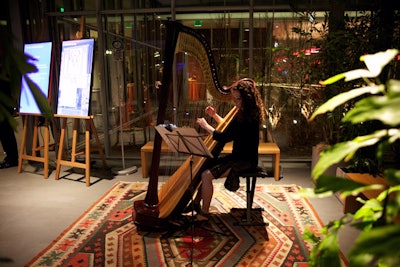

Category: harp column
[249, 0, 254, 78]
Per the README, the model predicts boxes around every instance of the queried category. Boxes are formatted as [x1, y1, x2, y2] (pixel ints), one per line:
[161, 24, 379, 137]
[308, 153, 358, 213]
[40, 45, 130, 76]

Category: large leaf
[386, 79, 400, 97]
[342, 49, 400, 82]
[383, 168, 400, 185]
[361, 49, 399, 77]
[0, 27, 53, 128]
[24, 76, 53, 119]
[312, 130, 387, 178]
[309, 85, 384, 121]
[310, 231, 341, 267]
[344, 96, 400, 126]
[313, 174, 385, 197]
[319, 49, 399, 84]
[348, 224, 400, 267]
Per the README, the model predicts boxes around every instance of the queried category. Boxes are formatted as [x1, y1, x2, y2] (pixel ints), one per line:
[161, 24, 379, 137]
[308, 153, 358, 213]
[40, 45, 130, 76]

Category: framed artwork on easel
[56, 38, 95, 117]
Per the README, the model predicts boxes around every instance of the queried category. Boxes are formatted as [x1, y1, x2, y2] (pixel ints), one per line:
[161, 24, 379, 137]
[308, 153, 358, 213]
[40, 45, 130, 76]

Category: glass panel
[174, 11, 326, 157]
[176, 0, 250, 7]
[103, 13, 165, 154]
[177, 12, 250, 84]
[252, 11, 325, 157]
[54, 0, 96, 12]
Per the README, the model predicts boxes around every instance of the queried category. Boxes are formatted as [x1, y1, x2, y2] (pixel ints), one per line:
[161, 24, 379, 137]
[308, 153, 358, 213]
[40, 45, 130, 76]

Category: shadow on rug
[26, 182, 338, 266]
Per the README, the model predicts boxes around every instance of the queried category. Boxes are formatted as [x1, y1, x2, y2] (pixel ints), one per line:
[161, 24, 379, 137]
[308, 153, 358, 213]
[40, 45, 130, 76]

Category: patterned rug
[26, 182, 328, 267]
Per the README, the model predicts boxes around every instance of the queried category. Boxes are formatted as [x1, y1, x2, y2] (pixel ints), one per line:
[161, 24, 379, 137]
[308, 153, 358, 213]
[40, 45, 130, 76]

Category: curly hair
[227, 78, 265, 124]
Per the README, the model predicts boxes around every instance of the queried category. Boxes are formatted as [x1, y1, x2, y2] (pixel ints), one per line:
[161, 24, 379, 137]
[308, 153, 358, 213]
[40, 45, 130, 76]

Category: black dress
[209, 116, 260, 188]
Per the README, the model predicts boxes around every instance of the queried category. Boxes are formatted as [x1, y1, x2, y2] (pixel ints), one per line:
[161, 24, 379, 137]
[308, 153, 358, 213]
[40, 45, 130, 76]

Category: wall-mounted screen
[19, 42, 52, 115]
[56, 38, 94, 117]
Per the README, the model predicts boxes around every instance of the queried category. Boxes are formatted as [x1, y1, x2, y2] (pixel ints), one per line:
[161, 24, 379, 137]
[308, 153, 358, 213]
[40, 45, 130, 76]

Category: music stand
[155, 125, 213, 266]
[155, 125, 213, 158]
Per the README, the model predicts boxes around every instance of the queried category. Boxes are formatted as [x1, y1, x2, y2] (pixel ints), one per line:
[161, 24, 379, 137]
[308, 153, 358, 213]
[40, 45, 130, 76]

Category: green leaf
[343, 96, 400, 126]
[311, 231, 341, 267]
[319, 72, 346, 85]
[314, 175, 363, 194]
[352, 198, 384, 227]
[383, 169, 400, 184]
[309, 85, 384, 121]
[387, 79, 400, 97]
[303, 227, 321, 243]
[361, 49, 399, 76]
[349, 225, 400, 266]
[24, 76, 53, 120]
[320, 49, 399, 84]
[312, 131, 387, 178]
[312, 175, 385, 200]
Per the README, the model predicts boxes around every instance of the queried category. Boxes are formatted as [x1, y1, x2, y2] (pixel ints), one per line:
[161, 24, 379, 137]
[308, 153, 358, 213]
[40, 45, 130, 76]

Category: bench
[140, 141, 281, 181]
[343, 172, 391, 213]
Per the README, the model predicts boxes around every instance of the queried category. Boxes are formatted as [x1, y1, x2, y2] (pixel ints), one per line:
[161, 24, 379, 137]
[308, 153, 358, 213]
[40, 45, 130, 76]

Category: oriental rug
[26, 182, 330, 267]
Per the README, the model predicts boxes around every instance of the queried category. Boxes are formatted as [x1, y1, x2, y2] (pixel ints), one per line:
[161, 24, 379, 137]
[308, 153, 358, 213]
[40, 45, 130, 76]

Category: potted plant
[303, 49, 400, 266]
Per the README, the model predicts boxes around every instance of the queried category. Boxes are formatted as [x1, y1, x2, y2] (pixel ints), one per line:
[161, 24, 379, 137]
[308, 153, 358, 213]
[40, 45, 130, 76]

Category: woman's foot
[196, 211, 210, 222]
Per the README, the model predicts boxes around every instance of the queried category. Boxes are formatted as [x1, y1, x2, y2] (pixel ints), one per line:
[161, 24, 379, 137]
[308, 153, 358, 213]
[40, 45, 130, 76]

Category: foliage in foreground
[303, 49, 400, 267]
[0, 27, 52, 130]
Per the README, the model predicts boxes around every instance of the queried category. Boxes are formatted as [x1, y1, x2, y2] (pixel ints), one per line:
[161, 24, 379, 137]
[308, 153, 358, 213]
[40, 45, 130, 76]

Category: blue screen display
[19, 42, 52, 115]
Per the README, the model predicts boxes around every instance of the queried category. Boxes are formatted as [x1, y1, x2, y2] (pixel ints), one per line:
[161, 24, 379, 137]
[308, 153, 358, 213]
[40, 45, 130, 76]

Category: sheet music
[155, 125, 213, 158]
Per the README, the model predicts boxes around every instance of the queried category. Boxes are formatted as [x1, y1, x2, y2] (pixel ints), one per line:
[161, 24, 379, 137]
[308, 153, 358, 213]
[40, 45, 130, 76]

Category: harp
[133, 21, 236, 229]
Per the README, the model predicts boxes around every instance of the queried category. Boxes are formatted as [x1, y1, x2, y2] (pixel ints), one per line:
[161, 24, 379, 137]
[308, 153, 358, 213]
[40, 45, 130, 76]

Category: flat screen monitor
[19, 42, 52, 115]
[56, 38, 94, 117]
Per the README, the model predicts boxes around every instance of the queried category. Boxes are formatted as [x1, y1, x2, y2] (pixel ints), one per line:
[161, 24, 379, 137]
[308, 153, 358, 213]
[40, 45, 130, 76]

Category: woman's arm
[196, 117, 215, 134]
[205, 106, 223, 124]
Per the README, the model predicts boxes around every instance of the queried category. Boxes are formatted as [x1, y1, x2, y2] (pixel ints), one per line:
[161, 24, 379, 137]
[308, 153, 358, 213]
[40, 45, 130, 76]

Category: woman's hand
[196, 117, 215, 134]
[205, 106, 217, 117]
[204, 106, 223, 123]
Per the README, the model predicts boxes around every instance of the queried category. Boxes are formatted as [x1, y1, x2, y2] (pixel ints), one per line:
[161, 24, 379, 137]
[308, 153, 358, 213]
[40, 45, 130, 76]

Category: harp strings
[154, 24, 236, 219]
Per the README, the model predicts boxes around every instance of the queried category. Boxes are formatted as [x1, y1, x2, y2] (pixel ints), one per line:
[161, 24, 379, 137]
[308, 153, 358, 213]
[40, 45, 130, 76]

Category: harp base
[133, 200, 167, 230]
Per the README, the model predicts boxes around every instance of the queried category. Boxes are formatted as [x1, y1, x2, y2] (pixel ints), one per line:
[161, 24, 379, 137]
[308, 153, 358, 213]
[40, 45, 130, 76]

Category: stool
[232, 166, 271, 226]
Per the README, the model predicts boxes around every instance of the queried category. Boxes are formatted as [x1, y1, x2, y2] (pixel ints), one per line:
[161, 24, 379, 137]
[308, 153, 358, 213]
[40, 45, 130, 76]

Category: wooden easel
[18, 114, 59, 178]
[54, 115, 108, 186]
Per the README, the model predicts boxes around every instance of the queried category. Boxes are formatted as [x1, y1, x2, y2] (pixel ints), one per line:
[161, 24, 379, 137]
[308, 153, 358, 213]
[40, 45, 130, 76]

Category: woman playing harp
[133, 21, 243, 229]
[194, 78, 265, 222]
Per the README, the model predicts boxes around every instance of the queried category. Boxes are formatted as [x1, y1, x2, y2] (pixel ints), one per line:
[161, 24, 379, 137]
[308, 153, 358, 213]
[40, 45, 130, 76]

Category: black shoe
[0, 160, 18, 169]
[224, 175, 240, 192]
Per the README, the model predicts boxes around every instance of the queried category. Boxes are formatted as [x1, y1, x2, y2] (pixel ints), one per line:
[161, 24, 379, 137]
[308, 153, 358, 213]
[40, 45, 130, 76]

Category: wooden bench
[140, 141, 281, 181]
[343, 173, 391, 213]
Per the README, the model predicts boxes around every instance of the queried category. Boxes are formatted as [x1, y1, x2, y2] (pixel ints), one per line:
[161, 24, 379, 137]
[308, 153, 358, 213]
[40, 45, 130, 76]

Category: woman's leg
[197, 169, 215, 220]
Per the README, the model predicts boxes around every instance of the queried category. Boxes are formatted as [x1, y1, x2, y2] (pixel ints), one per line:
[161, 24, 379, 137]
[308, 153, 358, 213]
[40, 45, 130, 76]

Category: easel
[55, 115, 108, 186]
[18, 114, 60, 178]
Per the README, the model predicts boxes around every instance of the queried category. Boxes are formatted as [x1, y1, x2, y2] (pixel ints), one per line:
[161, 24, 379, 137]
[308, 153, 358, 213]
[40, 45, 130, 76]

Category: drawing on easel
[19, 42, 52, 115]
[56, 39, 95, 117]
